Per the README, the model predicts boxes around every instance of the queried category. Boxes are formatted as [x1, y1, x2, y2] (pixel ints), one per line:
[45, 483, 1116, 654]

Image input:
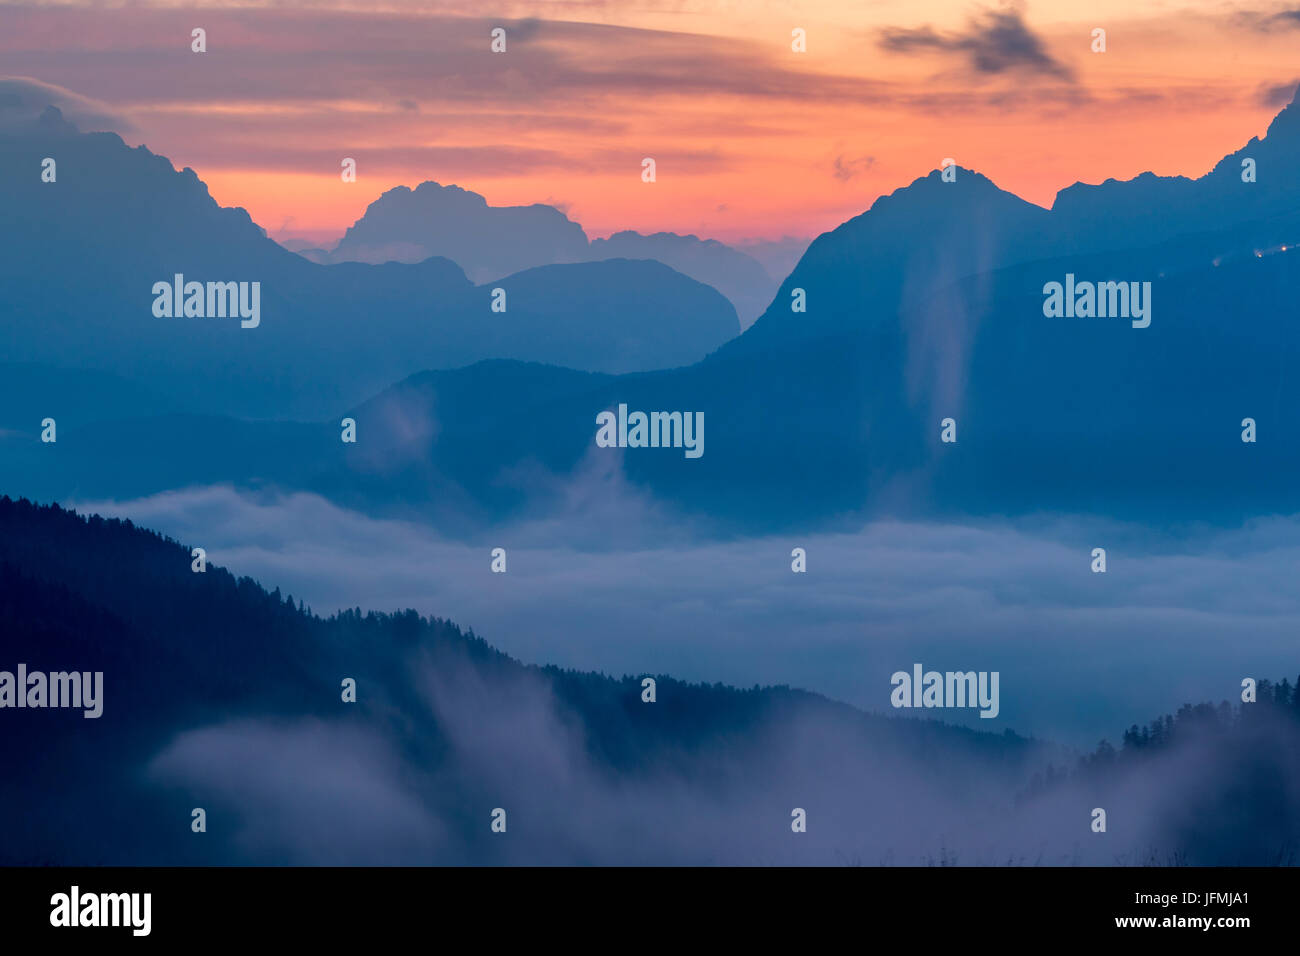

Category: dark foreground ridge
[0, 496, 1296, 865]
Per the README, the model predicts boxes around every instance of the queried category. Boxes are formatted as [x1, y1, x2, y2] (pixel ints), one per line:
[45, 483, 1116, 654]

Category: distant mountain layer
[316, 181, 786, 326]
[329, 181, 590, 282]
[9, 92, 1300, 528]
[589, 230, 777, 327]
[3, 496, 1296, 865]
[7, 91, 1300, 528]
[0, 108, 740, 420]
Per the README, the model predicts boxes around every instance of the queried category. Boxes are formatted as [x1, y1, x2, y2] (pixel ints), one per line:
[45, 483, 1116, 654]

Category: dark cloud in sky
[879, 7, 1075, 82]
[0, 9, 890, 108]
[1247, 8, 1300, 30]
[1258, 79, 1300, 107]
[0, 75, 136, 132]
[833, 153, 876, 182]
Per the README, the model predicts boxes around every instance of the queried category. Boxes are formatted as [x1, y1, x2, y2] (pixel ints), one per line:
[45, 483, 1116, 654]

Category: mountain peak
[841, 165, 1046, 236]
[21, 103, 78, 137]
[331, 179, 589, 277]
[1262, 82, 1300, 138]
[410, 180, 489, 208]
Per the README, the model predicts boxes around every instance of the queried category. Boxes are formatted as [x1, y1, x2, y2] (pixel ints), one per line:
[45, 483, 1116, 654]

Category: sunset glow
[2, 1, 1297, 244]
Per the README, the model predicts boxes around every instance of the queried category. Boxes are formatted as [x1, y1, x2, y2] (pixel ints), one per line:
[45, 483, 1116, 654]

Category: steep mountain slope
[326, 93, 1300, 527]
[1051, 92, 1300, 255]
[586, 230, 777, 326]
[7, 93, 1300, 529]
[3, 497, 1296, 864]
[0, 108, 740, 419]
[0, 496, 1044, 865]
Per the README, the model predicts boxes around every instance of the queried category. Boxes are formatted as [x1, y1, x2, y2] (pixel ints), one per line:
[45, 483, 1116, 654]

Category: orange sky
[2, 1, 1298, 244]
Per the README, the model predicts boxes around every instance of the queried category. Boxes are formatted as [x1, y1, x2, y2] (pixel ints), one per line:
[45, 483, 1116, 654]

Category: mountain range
[0, 107, 740, 422]
[297, 180, 785, 326]
[4, 90, 1300, 531]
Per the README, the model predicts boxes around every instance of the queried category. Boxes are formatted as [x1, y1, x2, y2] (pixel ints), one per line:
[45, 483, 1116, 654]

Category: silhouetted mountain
[588, 231, 775, 326]
[276, 238, 331, 259]
[300, 87, 1300, 527]
[0, 363, 179, 431]
[0, 108, 740, 420]
[1051, 92, 1300, 255]
[8, 91, 1300, 529]
[317, 183, 781, 324]
[329, 181, 591, 281]
[732, 235, 811, 286]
